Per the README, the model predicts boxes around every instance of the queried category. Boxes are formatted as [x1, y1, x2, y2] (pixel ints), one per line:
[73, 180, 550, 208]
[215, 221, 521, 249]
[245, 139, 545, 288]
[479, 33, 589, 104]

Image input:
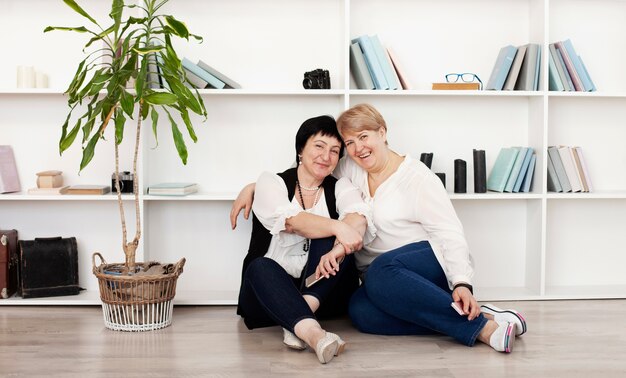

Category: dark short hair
[295, 115, 344, 165]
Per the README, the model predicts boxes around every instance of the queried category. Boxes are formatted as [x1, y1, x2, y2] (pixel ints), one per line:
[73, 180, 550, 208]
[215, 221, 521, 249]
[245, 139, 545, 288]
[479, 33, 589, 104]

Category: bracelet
[453, 283, 473, 294]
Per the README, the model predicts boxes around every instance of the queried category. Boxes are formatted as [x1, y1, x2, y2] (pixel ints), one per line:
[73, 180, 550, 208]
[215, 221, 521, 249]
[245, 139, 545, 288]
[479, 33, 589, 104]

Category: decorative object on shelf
[0, 229, 19, 299]
[472, 149, 486, 193]
[45, 0, 207, 331]
[419, 152, 433, 169]
[18, 237, 82, 298]
[435, 172, 446, 188]
[36, 170, 63, 188]
[454, 159, 467, 193]
[111, 171, 133, 194]
[302, 69, 330, 89]
[0, 146, 21, 194]
[16, 66, 48, 89]
[433, 72, 482, 90]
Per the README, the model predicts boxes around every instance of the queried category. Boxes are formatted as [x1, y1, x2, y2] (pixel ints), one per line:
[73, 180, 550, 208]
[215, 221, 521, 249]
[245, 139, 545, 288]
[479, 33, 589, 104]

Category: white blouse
[334, 155, 474, 287]
[253, 172, 376, 278]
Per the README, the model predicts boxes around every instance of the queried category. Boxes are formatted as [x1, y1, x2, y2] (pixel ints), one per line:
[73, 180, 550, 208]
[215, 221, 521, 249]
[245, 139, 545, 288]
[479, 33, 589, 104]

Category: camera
[302, 69, 330, 89]
[111, 171, 134, 193]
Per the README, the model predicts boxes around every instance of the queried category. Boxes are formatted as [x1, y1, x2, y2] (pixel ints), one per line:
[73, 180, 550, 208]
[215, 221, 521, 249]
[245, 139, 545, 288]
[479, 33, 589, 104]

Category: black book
[454, 159, 467, 193]
[473, 149, 487, 193]
[420, 152, 433, 169]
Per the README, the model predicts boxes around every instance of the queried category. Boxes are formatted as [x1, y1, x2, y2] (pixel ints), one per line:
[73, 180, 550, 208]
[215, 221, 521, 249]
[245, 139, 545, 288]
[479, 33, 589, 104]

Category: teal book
[353, 35, 388, 90]
[197, 60, 242, 89]
[548, 52, 564, 91]
[148, 182, 198, 196]
[181, 58, 225, 89]
[549, 43, 570, 91]
[578, 56, 596, 91]
[504, 147, 526, 192]
[369, 35, 399, 90]
[513, 147, 534, 192]
[487, 147, 519, 192]
[350, 42, 375, 89]
[533, 46, 541, 91]
[485, 45, 517, 90]
[520, 154, 537, 193]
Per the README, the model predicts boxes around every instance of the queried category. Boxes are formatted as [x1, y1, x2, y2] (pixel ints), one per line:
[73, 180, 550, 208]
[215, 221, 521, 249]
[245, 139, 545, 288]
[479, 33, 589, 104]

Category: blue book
[513, 147, 534, 192]
[533, 46, 541, 91]
[549, 43, 570, 91]
[562, 39, 594, 92]
[181, 58, 225, 89]
[555, 47, 575, 92]
[487, 147, 519, 192]
[353, 35, 388, 90]
[197, 60, 241, 89]
[350, 42, 375, 89]
[548, 52, 564, 91]
[520, 154, 537, 193]
[504, 147, 526, 192]
[369, 35, 399, 90]
[485, 45, 517, 90]
[578, 56, 596, 91]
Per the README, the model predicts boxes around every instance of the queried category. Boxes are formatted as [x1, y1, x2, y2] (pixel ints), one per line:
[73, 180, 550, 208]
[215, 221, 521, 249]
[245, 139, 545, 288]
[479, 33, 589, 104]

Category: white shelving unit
[2, 0, 625, 305]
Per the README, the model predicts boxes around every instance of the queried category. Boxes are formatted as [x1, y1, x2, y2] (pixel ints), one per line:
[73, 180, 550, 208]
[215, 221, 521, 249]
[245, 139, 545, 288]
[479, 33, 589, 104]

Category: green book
[487, 148, 519, 192]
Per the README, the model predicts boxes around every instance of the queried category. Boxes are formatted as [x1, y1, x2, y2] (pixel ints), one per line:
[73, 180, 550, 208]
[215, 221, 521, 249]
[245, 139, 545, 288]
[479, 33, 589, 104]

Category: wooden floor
[1, 300, 625, 377]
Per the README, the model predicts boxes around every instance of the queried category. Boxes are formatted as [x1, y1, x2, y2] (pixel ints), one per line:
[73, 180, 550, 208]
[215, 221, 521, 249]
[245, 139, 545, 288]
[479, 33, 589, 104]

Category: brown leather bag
[0, 229, 18, 299]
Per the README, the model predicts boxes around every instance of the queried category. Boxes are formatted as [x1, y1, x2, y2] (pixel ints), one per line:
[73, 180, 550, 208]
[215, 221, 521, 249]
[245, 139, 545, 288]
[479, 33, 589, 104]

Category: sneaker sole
[482, 304, 527, 336]
[504, 323, 516, 353]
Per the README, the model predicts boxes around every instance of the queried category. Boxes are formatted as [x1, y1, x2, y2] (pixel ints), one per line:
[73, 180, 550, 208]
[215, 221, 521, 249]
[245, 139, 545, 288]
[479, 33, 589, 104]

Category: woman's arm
[230, 183, 255, 229]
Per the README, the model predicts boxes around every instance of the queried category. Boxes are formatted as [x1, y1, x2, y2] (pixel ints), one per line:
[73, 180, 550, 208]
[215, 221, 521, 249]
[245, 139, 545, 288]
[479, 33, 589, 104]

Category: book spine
[520, 154, 537, 193]
[562, 39, 593, 92]
[370, 35, 399, 90]
[183, 68, 209, 89]
[473, 149, 487, 193]
[181, 58, 225, 89]
[350, 42, 375, 90]
[547, 152, 563, 192]
[555, 47, 575, 91]
[549, 43, 570, 91]
[548, 146, 572, 192]
[353, 35, 388, 90]
[454, 159, 467, 193]
[555, 41, 584, 91]
[197, 60, 242, 89]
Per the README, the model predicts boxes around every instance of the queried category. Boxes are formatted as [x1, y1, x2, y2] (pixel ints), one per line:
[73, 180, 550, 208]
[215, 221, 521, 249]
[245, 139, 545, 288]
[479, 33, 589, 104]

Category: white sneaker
[282, 328, 306, 350]
[489, 322, 516, 353]
[481, 303, 527, 336]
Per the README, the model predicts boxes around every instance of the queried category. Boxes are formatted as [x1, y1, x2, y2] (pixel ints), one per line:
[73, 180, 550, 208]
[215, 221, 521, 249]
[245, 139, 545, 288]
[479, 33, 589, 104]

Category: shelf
[0, 194, 136, 201]
[449, 193, 543, 200]
[144, 192, 237, 201]
[546, 191, 626, 199]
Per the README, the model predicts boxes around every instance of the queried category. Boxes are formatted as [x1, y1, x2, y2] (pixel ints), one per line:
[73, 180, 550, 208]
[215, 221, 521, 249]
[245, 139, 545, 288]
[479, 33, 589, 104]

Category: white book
[558, 146, 583, 192]
[148, 182, 198, 196]
[573, 146, 593, 192]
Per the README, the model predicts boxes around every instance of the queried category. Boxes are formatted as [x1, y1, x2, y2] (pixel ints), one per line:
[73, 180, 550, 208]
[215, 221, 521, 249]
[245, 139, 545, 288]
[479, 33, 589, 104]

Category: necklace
[298, 183, 320, 191]
[296, 180, 322, 252]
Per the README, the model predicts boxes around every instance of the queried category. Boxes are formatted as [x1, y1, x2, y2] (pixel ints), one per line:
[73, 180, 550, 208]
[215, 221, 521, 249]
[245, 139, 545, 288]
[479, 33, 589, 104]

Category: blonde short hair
[336, 103, 387, 135]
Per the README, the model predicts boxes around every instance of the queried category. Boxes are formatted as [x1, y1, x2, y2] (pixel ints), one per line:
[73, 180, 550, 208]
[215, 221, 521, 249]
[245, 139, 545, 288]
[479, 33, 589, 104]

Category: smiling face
[299, 132, 343, 182]
[342, 128, 388, 173]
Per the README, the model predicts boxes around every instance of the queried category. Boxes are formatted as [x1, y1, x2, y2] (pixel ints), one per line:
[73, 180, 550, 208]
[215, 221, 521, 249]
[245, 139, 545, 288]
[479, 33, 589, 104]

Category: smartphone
[451, 302, 466, 315]
[305, 273, 324, 288]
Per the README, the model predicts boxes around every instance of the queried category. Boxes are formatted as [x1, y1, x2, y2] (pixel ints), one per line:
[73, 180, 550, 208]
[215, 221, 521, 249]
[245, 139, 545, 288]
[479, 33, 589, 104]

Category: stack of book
[350, 34, 410, 90]
[547, 146, 593, 193]
[485, 44, 541, 91]
[486, 147, 537, 193]
[548, 39, 596, 92]
[180, 58, 242, 90]
[147, 182, 198, 196]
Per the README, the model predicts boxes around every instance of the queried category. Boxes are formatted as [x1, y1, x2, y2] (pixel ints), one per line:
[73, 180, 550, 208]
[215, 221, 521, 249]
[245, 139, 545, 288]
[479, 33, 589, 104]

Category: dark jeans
[349, 241, 487, 346]
[238, 237, 359, 332]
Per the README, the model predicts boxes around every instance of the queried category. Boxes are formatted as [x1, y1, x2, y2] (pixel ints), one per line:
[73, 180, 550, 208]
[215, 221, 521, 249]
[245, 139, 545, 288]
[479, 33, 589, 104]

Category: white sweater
[334, 155, 474, 287]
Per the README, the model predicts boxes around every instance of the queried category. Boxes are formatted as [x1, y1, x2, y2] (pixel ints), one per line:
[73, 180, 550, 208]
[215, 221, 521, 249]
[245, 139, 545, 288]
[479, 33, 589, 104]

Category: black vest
[237, 168, 338, 313]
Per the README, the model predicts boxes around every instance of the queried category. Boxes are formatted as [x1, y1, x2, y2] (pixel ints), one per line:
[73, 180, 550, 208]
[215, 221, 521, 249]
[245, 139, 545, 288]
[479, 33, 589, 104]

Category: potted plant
[45, 0, 206, 331]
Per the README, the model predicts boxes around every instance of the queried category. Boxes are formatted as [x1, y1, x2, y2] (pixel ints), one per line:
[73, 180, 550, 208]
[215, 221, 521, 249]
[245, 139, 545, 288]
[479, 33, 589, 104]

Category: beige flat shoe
[326, 332, 346, 356]
[315, 333, 339, 364]
[282, 328, 307, 350]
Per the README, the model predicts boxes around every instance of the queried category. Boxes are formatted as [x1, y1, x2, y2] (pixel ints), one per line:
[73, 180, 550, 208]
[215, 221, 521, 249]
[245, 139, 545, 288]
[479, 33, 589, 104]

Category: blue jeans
[238, 237, 359, 332]
[349, 241, 487, 346]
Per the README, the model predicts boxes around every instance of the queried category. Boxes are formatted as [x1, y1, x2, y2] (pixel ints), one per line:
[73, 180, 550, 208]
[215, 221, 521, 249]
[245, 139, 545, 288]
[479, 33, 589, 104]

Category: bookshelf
[2, 0, 626, 305]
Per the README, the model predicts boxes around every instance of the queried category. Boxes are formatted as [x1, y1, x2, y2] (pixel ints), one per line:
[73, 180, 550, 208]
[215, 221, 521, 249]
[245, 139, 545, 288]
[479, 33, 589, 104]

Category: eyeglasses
[445, 73, 483, 90]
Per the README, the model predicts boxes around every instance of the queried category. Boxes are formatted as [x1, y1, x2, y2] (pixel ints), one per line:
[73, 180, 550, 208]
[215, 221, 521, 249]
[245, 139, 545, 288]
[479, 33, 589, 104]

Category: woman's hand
[333, 221, 363, 254]
[230, 183, 256, 229]
[452, 286, 481, 320]
[315, 245, 347, 279]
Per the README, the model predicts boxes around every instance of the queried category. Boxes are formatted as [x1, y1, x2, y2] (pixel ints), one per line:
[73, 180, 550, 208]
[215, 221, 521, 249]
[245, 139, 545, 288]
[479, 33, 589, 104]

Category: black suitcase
[18, 237, 81, 298]
[0, 229, 19, 299]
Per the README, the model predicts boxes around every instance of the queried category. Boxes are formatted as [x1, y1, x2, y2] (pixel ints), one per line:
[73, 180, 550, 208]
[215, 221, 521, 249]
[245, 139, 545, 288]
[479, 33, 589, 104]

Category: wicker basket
[92, 252, 185, 332]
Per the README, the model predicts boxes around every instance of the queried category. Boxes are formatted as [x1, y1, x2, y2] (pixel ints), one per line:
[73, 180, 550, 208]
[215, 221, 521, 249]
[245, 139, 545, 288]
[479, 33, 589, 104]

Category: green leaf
[114, 108, 126, 145]
[59, 111, 74, 154]
[44, 26, 90, 33]
[164, 15, 189, 40]
[168, 113, 188, 165]
[60, 119, 82, 152]
[144, 92, 178, 105]
[120, 90, 135, 117]
[133, 46, 164, 55]
[80, 132, 100, 171]
[84, 24, 115, 49]
[135, 51, 148, 98]
[62, 0, 99, 26]
[109, 0, 123, 29]
[150, 108, 159, 147]
[178, 107, 198, 143]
